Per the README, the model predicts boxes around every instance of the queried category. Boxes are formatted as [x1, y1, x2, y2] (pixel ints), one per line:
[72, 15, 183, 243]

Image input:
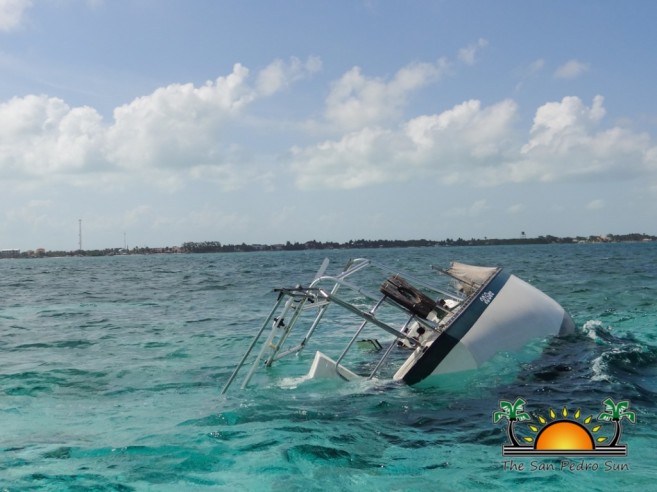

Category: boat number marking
[479, 290, 495, 305]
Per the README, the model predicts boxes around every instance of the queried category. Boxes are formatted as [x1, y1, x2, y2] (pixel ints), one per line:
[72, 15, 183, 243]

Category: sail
[446, 261, 498, 295]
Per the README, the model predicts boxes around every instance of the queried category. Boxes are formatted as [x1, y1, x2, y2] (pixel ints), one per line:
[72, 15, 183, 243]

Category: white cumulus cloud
[105, 63, 254, 172]
[324, 59, 449, 131]
[291, 98, 518, 190]
[256, 56, 321, 96]
[291, 92, 657, 191]
[458, 38, 489, 66]
[0, 58, 319, 190]
[2, 53, 656, 201]
[0, 94, 104, 176]
[0, 0, 31, 31]
[517, 95, 652, 182]
[554, 59, 590, 79]
[522, 95, 606, 153]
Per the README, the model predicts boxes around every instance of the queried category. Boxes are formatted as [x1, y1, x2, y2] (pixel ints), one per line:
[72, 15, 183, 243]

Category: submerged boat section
[221, 258, 575, 394]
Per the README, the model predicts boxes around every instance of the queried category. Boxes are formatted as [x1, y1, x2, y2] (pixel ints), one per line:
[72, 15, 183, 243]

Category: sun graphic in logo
[528, 407, 601, 450]
[493, 398, 635, 457]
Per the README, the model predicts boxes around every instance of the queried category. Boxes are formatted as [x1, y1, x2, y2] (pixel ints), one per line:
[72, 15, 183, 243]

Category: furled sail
[445, 261, 498, 295]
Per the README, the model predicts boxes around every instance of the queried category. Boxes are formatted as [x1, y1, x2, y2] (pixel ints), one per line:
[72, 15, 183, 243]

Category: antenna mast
[79, 219, 82, 251]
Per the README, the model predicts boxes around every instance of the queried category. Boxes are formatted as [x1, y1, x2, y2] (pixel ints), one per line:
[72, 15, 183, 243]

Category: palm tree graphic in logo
[597, 398, 636, 447]
[493, 397, 635, 456]
[492, 398, 531, 447]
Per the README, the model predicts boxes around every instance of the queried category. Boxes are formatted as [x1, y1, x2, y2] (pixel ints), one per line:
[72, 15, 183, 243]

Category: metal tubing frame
[271, 279, 342, 362]
[318, 289, 416, 341]
[222, 257, 470, 394]
[240, 295, 301, 389]
[333, 296, 387, 377]
[264, 294, 309, 366]
[367, 314, 416, 380]
[220, 294, 285, 395]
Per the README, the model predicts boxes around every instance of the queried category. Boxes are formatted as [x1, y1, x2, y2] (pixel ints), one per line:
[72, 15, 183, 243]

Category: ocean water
[1, 243, 656, 491]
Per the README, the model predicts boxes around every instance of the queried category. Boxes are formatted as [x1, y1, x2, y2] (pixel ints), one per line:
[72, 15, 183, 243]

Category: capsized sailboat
[221, 258, 575, 393]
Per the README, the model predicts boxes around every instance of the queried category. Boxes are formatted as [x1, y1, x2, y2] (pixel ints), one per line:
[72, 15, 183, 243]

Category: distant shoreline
[3, 233, 656, 259]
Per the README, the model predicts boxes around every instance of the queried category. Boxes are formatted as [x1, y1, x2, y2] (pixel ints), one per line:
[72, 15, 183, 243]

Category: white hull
[393, 271, 574, 385]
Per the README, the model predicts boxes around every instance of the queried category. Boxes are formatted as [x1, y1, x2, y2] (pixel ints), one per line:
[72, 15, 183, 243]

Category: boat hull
[394, 270, 575, 386]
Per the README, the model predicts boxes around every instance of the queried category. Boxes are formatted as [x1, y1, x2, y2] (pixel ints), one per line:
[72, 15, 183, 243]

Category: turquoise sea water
[1, 243, 656, 491]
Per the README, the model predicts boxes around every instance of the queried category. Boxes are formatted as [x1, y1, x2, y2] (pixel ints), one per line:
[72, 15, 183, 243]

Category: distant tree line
[18, 246, 180, 258]
[9, 233, 656, 259]
[180, 233, 656, 254]
[180, 238, 450, 253]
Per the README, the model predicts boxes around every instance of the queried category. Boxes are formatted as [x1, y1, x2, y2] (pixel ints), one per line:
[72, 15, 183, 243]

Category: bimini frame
[220, 258, 467, 395]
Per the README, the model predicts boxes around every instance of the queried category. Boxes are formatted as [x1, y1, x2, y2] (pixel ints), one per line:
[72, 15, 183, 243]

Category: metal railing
[220, 258, 467, 394]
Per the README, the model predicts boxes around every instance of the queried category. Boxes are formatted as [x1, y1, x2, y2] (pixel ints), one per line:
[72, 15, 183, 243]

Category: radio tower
[79, 219, 82, 251]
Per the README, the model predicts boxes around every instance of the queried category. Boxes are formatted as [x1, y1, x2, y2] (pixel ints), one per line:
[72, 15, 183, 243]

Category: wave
[13, 339, 95, 350]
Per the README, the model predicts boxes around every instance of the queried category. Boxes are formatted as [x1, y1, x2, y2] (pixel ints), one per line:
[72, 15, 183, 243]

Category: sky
[1, 0, 657, 251]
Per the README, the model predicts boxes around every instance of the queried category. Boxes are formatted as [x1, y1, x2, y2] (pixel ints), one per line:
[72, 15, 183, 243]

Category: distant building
[0, 249, 20, 258]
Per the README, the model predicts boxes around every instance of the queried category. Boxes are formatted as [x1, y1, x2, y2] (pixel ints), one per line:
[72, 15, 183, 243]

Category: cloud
[458, 38, 489, 66]
[291, 98, 518, 190]
[149, 205, 251, 239]
[517, 95, 652, 182]
[256, 56, 321, 96]
[0, 94, 105, 176]
[0, 0, 31, 31]
[514, 59, 546, 92]
[124, 205, 153, 225]
[321, 44, 490, 132]
[105, 63, 255, 173]
[464, 199, 488, 217]
[188, 162, 272, 192]
[529, 59, 545, 74]
[507, 203, 525, 214]
[291, 93, 656, 190]
[106, 57, 321, 176]
[323, 59, 449, 131]
[0, 58, 318, 190]
[645, 146, 657, 171]
[2, 56, 656, 200]
[522, 95, 606, 153]
[441, 199, 490, 222]
[4, 199, 52, 226]
[554, 59, 590, 79]
[586, 199, 605, 210]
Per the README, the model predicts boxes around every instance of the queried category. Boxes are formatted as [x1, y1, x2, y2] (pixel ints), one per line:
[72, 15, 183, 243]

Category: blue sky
[1, 0, 656, 251]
